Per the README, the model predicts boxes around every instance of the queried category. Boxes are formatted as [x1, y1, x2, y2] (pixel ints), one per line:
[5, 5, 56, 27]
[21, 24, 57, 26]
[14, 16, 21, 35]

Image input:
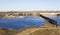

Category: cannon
[39, 15, 57, 27]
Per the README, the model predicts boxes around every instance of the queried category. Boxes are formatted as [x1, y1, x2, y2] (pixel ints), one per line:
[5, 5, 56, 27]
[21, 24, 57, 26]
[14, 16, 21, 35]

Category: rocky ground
[0, 27, 60, 35]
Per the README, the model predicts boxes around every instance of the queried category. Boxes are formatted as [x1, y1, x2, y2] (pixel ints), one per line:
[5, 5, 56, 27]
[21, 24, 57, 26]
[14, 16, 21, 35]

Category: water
[0, 16, 60, 30]
[57, 16, 60, 25]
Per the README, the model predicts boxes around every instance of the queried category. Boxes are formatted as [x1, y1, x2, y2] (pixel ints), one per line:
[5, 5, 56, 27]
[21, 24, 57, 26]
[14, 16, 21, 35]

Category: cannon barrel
[39, 15, 57, 27]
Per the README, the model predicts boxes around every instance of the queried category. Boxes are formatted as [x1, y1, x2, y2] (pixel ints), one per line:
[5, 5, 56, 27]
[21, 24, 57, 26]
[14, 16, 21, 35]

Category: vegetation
[0, 27, 60, 35]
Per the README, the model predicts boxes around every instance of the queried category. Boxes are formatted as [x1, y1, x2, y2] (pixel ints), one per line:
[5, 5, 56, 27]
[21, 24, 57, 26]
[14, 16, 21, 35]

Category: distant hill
[0, 11, 59, 13]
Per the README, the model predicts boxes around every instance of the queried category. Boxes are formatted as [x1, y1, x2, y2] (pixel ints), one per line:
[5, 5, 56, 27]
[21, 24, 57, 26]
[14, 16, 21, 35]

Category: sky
[0, 0, 60, 11]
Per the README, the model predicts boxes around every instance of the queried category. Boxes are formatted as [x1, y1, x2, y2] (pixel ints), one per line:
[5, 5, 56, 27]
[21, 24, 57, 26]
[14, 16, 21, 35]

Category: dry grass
[28, 27, 59, 35]
[0, 27, 60, 35]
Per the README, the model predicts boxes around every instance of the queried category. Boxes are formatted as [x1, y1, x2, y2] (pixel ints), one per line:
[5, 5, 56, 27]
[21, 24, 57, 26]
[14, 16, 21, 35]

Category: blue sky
[0, 0, 60, 11]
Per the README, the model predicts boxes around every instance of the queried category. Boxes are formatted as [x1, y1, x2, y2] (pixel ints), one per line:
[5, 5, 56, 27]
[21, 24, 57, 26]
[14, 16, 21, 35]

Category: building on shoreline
[0, 11, 59, 17]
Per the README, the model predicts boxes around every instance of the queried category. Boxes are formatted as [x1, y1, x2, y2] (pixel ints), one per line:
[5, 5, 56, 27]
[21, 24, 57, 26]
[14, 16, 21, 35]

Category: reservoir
[0, 16, 59, 30]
